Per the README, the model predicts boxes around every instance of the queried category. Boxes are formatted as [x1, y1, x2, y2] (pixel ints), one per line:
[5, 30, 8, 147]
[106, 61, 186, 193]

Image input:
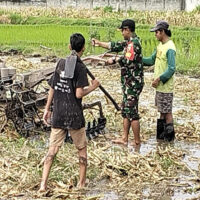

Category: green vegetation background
[0, 7, 200, 75]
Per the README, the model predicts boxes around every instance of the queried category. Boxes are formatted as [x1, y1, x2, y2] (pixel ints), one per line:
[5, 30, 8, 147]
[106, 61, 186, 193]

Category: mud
[1, 54, 200, 199]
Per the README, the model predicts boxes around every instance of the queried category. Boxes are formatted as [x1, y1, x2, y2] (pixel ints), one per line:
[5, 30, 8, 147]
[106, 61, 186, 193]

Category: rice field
[0, 55, 200, 199]
[0, 6, 200, 199]
[1, 24, 200, 74]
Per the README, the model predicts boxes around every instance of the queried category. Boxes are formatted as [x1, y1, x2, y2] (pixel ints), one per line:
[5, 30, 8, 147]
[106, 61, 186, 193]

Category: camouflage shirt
[109, 34, 144, 120]
[110, 34, 144, 92]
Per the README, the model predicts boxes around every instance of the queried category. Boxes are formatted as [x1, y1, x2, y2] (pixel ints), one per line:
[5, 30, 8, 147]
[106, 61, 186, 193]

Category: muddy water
[86, 137, 200, 200]
[87, 178, 121, 200]
[86, 70, 200, 199]
[85, 139, 200, 200]
[141, 139, 200, 200]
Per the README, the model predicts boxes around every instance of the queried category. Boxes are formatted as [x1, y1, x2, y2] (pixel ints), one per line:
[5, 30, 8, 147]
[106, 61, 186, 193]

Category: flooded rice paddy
[0, 54, 200, 200]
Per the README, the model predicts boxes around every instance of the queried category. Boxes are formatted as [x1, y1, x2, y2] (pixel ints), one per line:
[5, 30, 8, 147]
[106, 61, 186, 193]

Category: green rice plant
[182, 39, 191, 55]
[0, 24, 200, 75]
[94, 6, 101, 11]
[107, 28, 115, 41]
[193, 5, 200, 13]
[9, 13, 23, 24]
[103, 6, 113, 13]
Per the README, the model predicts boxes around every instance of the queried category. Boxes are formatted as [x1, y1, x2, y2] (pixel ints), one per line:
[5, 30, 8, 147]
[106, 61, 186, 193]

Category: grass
[0, 24, 200, 75]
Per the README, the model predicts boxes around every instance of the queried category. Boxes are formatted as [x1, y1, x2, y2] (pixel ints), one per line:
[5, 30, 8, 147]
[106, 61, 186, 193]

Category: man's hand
[43, 109, 52, 125]
[106, 57, 117, 65]
[107, 58, 114, 65]
[92, 38, 100, 47]
[92, 38, 110, 49]
[91, 79, 100, 89]
[152, 77, 160, 88]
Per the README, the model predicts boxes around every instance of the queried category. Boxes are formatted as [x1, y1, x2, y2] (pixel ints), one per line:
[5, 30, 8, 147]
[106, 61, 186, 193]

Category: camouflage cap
[150, 20, 169, 32]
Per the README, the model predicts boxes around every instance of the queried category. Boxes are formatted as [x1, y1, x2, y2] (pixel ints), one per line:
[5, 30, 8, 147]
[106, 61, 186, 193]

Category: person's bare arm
[45, 88, 54, 111]
[92, 38, 110, 49]
[43, 88, 54, 125]
[76, 79, 100, 99]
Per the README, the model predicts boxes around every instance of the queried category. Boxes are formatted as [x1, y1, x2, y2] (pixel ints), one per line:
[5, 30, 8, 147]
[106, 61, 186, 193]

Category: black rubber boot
[164, 123, 175, 142]
[156, 119, 166, 140]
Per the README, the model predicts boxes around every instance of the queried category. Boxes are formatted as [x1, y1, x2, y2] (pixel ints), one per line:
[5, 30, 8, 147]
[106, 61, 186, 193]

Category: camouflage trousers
[155, 91, 173, 113]
[121, 85, 143, 121]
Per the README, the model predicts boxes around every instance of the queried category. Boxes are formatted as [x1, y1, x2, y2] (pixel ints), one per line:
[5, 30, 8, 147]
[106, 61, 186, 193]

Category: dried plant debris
[0, 56, 200, 199]
[1, 7, 200, 27]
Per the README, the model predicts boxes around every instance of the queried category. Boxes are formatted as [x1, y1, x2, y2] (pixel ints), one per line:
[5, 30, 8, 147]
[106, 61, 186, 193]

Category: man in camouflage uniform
[92, 19, 144, 146]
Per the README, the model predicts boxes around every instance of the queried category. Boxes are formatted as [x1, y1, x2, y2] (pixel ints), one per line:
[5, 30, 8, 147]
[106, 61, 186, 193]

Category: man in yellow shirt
[143, 20, 176, 141]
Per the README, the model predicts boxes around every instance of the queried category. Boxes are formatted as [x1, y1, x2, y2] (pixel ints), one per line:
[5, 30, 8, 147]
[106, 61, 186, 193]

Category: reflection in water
[87, 178, 121, 200]
[134, 137, 200, 200]
[93, 137, 200, 200]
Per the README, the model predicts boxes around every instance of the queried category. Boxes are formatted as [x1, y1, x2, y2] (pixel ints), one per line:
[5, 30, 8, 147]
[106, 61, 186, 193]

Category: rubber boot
[164, 123, 175, 142]
[156, 119, 166, 140]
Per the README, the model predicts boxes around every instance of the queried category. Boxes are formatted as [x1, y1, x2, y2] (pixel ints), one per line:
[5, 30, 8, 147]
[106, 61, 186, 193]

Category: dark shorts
[155, 91, 173, 113]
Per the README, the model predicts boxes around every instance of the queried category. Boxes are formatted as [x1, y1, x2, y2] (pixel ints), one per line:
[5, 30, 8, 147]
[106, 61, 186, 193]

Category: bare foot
[129, 141, 141, 153]
[77, 182, 86, 189]
[130, 140, 141, 147]
[112, 138, 128, 145]
[38, 181, 47, 193]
